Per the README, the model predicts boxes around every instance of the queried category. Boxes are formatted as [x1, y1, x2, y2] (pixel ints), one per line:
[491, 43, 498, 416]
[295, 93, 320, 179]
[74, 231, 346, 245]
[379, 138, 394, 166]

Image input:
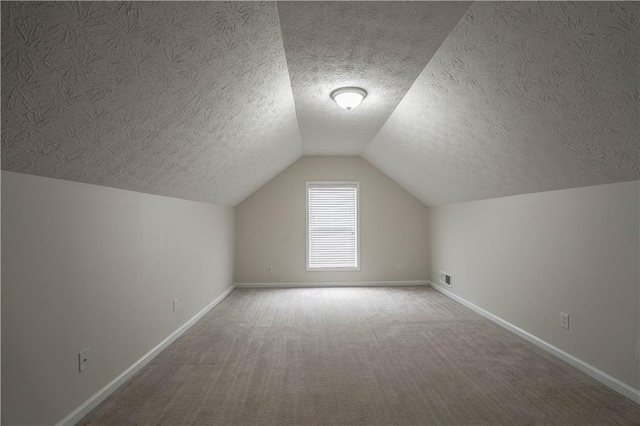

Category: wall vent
[439, 271, 452, 286]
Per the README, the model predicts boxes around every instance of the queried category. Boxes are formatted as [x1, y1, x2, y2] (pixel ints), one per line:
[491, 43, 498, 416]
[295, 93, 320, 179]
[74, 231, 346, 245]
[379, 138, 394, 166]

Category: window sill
[306, 267, 360, 272]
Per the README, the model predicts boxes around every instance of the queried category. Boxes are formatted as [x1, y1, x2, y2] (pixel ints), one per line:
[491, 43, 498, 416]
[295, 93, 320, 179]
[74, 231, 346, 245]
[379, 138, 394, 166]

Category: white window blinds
[307, 182, 359, 270]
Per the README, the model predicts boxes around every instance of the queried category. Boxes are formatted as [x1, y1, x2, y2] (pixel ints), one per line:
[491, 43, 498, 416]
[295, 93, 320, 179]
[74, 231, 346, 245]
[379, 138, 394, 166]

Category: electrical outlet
[397, 263, 403, 270]
[636, 341, 640, 362]
[267, 265, 273, 273]
[79, 348, 90, 372]
[173, 299, 179, 313]
[560, 312, 569, 329]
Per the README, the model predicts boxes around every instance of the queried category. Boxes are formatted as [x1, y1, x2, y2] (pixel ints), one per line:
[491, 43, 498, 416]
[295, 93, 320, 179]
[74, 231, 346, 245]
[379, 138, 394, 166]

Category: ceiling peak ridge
[278, 1, 473, 156]
[360, 1, 474, 157]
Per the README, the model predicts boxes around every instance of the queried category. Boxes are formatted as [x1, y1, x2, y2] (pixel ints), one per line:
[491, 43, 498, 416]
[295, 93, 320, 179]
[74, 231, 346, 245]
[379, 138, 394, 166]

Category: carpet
[80, 286, 640, 425]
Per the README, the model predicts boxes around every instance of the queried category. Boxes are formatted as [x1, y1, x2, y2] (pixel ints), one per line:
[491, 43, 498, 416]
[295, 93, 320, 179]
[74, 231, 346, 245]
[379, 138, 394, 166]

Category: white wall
[235, 156, 429, 283]
[1, 171, 235, 425]
[428, 180, 640, 391]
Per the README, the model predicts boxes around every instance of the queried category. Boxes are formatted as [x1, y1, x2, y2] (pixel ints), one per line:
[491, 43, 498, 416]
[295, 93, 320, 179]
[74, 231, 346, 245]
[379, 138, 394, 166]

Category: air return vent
[439, 271, 452, 286]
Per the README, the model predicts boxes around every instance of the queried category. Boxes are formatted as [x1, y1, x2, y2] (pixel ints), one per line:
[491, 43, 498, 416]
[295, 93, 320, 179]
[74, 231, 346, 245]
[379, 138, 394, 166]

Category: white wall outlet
[397, 263, 403, 270]
[560, 312, 569, 329]
[79, 348, 90, 372]
[267, 265, 273, 273]
[173, 299, 179, 313]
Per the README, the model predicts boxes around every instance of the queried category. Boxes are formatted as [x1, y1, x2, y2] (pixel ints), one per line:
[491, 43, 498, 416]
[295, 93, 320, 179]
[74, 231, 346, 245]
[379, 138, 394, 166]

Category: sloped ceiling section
[279, 1, 471, 155]
[1, 1, 302, 206]
[364, 1, 639, 206]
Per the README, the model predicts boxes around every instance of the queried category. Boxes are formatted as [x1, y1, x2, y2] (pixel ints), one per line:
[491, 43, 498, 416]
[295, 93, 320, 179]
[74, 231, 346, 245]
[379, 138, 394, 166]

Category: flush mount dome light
[330, 87, 367, 111]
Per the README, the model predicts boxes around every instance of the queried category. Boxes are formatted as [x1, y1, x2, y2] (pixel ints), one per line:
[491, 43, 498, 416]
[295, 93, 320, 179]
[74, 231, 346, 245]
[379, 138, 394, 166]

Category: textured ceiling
[2, 1, 638, 207]
[1, 1, 302, 206]
[278, 1, 471, 155]
[364, 1, 639, 206]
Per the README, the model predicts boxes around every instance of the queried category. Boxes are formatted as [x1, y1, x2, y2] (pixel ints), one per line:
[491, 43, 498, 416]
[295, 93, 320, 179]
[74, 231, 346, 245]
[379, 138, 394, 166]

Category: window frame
[306, 181, 361, 272]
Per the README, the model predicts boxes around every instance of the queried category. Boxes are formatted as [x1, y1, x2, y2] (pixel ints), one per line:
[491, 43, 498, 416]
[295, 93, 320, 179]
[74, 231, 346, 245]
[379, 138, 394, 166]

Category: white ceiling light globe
[331, 87, 367, 111]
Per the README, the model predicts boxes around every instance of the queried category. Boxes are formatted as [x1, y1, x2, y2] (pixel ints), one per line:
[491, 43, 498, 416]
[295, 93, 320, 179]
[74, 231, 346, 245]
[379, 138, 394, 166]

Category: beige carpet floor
[80, 286, 640, 425]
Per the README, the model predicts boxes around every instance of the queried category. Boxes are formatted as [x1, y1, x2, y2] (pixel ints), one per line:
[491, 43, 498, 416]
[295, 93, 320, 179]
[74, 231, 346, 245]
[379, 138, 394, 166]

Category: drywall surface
[2, 1, 302, 206]
[278, 1, 470, 155]
[235, 156, 428, 283]
[1, 171, 235, 425]
[428, 180, 640, 390]
[365, 1, 639, 206]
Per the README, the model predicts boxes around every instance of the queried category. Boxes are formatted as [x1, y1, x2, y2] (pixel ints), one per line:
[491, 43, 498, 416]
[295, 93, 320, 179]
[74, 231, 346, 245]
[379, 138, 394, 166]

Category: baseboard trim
[428, 281, 640, 405]
[235, 280, 429, 288]
[56, 285, 236, 426]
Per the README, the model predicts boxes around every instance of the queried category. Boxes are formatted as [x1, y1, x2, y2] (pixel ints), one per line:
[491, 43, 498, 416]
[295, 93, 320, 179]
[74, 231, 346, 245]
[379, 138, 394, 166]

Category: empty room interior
[1, 1, 639, 425]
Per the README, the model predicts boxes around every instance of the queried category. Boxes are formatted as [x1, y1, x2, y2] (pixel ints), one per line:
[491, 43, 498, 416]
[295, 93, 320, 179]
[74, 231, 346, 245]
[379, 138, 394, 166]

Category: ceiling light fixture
[330, 87, 367, 111]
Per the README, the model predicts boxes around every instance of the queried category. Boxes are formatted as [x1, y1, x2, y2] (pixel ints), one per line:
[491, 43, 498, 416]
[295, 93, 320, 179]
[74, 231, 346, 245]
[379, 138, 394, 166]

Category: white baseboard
[56, 285, 236, 426]
[428, 281, 640, 405]
[235, 280, 429, 288]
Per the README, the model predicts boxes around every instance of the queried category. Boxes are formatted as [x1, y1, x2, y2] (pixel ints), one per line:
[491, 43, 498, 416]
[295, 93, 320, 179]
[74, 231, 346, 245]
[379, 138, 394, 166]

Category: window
[307, 181, 359, 271]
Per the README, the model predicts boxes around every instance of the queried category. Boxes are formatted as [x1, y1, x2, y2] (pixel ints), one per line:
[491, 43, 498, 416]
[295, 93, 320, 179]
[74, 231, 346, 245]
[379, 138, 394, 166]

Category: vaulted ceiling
[2, 1, 638, 206]
[364, 1, 640, 205]
[278, 1, 470, 155]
